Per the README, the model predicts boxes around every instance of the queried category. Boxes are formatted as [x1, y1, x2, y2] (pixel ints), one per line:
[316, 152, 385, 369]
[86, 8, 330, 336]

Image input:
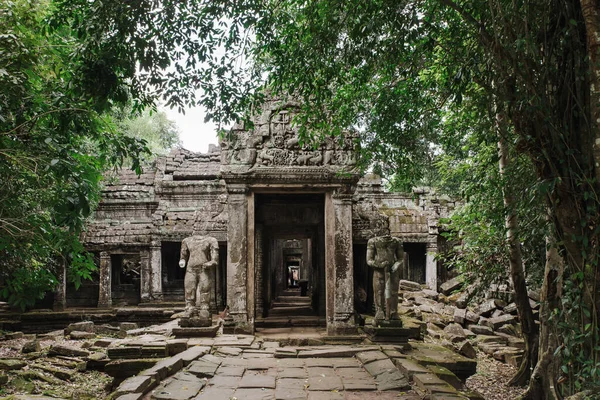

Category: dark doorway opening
[404, 242, 427, 284]
[110, 254, 141, 305]
[161, 242, 183, 301]
[254, 193, 326, 326]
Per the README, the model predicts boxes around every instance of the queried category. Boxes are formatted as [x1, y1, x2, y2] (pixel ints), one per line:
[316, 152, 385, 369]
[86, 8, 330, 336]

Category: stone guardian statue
[366, 233, 404, 322]
[179, 235, 219, 326]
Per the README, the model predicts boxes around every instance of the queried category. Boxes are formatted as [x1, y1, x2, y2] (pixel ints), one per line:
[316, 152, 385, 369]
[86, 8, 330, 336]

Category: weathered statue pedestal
[178, 314, 211, 328]
[173, 317, 219, 338]
[363, 319, 411, 344]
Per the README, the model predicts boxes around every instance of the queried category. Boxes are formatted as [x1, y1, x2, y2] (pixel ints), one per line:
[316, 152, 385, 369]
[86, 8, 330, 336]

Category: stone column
[53, 259, 67, 311]
[225, 184, 253, 333]
[140, 249, 151, 302]
[98, 251, 112, 308]
[149, 241, 162, 301]
[426, 242, 438, 291]
[325, 189, 357, 336]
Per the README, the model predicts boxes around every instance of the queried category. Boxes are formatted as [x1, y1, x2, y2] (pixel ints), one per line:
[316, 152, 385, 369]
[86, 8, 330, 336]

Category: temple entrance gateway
[254, 193, 325, 322]
[80, 96, 454, 335]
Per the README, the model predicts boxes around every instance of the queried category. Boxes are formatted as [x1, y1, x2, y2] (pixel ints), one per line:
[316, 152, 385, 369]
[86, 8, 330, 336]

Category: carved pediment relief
[221, 98, 358, 172]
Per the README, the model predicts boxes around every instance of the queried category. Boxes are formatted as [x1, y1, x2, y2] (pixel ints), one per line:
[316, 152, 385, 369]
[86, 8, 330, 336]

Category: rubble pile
[397, 278, 540, 368]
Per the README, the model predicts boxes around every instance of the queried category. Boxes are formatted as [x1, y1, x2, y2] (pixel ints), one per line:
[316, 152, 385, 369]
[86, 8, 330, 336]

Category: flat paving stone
[275, 388, 307, 400]
[307, 367, 335, 377]
[336, 368, 372, 380]
[345, 392, 421, 400]
[307, 375, 343, 391]
[342, 378, 377, 391]
[278, 368, 307, 379]
[277, 378, 308, 390]
[193, 387, 235, 399]
[356, 351, 388, 365]
[239, 371, 276, 388]
[206, 375, 240, 388]
[186, 360, 218, 378]
[375, 369, 411, 391]
[306, 391, 344, 400]
[305, 358, 336, 367]
[216, 366, 245, 376]
[232, 388, 275, 400]
[363, 359, 397, 377]
[151, 378, 204, 400]
[276, 358, 305, 368]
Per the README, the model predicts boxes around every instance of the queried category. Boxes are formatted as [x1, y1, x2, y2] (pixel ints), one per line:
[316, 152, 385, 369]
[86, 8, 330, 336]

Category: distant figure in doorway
[367, 230, 404, 322]
[179, 235, 219, 325]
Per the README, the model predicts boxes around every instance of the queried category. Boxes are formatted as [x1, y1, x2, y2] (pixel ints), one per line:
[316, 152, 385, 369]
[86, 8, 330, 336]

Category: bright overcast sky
[161, 105, 222, 153]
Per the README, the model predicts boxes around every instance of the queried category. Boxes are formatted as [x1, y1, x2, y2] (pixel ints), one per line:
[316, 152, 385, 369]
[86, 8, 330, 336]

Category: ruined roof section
[101, 167, 156, 201]
[163, 147, 221, 180]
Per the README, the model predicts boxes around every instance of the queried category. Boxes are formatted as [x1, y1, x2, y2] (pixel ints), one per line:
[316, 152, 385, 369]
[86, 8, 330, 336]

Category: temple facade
[78, 97, 457, 335]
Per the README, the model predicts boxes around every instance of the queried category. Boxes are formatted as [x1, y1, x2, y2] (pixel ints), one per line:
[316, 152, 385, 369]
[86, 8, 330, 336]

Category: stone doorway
[254, 193, 326, 327]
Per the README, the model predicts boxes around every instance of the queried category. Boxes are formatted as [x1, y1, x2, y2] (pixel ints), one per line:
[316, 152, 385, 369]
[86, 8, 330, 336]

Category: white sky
[161, 105, 221, 153]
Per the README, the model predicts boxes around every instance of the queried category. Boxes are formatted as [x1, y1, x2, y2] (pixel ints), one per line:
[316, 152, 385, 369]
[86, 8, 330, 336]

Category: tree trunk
[580, 0, 600, 176]
[496, 115, 539, 386]
[522, 236, 563, 400]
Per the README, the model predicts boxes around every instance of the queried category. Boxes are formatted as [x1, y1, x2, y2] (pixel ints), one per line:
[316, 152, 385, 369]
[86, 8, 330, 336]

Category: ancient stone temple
[78, 97, 457, 335]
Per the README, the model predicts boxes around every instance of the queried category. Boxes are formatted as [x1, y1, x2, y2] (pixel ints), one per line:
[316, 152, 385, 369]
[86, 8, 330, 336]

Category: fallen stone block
[444, 323, 466, 339]
[422, 289, 439, 300]
[108, 347, 143, 359]
[413, 373, 459, 395]
[48, 344, 90, 357]
[16, 370, 61, 385]
[141, 357, 184, 381]
[399, 280, 422, 291]
[465, 311, 480, 324]
[356, 350, 388, 365]
[467, 325, 493, 335]
[528, 290, 540, 302]
[485, 314, 516, 330]
[32, 364, 74, 381]
[375, 369, 410, 391]
[166, 339, 188, 356]
[394, 358, 430, 380]
[105, 359, 158, 379]
[493, 347, 523, 363]
[70, 331, 95, 340]
[440, 277, 463, 296]
[96, 325, 121, 335]
[64, 321, 94, 335]
[186, 359, 219, 379]
[456, 341, 477, 359]
[427, 365, 463, 389]
[114, 374, 156, 398]
[120, 322, 139, 331]
[6, 331, 24, 340]
[140, 346, 169, 358]
[22, 340, 41, 354]
[453, 308, 467, 325]
[363, 358, 396, 377]
[503, 303, 518, 314]
[479, 299, 504, 317]
[0, 359, 26, 370]
[172, 345, 210, 366]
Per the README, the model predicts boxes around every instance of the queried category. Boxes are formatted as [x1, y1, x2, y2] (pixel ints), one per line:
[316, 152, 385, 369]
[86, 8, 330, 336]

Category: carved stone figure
[179, 235, 219, 326]
[366, 234, 404, 322]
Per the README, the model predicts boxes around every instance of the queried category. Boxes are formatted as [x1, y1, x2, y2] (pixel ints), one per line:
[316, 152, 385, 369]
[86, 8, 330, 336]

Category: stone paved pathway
[107, 330, 479, 400]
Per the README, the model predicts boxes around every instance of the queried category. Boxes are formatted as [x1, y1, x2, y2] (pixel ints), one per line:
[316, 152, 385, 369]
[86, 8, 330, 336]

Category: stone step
[255, 316, 325, 328]
[268, 306, 314, 317]
[276, 296, 310, 303]
[271, 301, 311, 308]
[280, 289, 301, 297]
